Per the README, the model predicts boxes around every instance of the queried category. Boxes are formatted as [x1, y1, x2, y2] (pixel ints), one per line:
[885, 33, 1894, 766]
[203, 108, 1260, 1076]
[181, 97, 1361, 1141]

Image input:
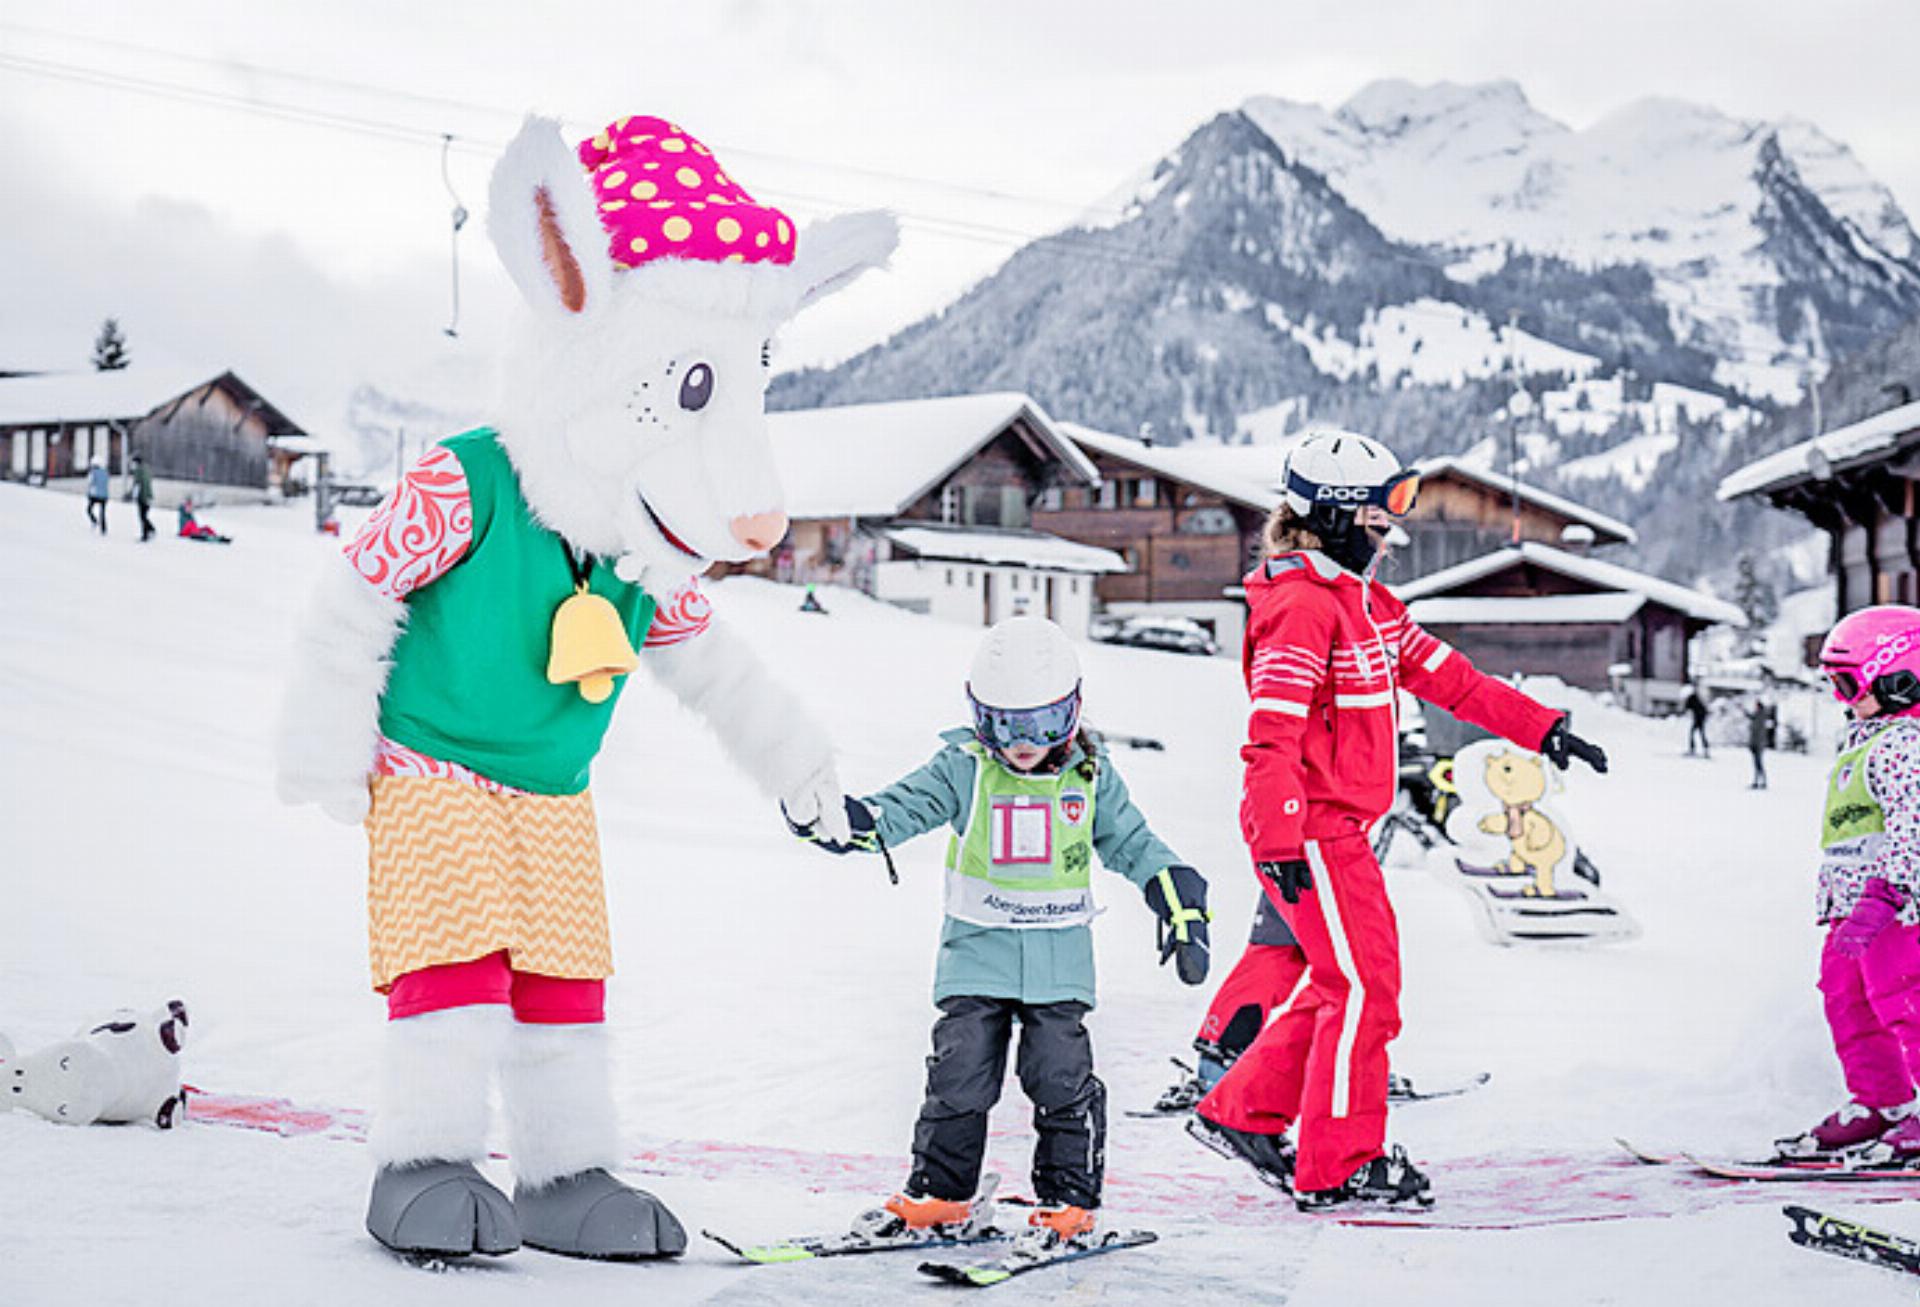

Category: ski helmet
[1819, 605, 1920, 714]
[967, 617, 1082, 753]
[1280, 430, 1420, 575]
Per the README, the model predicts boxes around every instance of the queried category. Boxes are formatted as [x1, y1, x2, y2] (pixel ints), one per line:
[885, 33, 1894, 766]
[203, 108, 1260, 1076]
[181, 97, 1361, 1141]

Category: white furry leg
[501, 1022, 620, 1189]
[368, 1005, 511, 1167]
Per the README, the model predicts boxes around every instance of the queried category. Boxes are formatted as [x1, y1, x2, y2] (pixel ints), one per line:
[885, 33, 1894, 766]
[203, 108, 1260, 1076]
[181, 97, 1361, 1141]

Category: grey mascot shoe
[366, 1161, 521, 1257]
[514, 1168, 687, 1260]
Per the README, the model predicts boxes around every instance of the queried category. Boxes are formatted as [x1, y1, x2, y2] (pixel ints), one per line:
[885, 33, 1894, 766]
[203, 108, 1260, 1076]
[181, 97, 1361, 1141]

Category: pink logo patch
[577, 115, 796, 270]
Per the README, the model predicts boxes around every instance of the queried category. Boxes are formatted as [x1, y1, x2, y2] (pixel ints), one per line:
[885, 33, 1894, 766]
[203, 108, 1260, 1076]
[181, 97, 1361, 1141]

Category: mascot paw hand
[277, 770, 371, 825]
[782, 763, 850, 847]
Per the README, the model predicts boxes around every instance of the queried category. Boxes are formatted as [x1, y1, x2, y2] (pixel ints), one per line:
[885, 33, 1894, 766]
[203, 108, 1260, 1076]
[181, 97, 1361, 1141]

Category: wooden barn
[1394, 542, 1744, 707]
[1719, 397, 1920, 616]
[0, 368, 316, 492]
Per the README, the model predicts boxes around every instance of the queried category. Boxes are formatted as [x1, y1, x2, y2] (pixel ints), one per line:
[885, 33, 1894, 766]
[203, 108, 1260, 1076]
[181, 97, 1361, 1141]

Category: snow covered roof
[0, 368, 232, 428]
[1413, 456, 1638, 544]
[1059, 423, 1283, 511]
[1717, 399, 1920, 501]
[1393, 541, 1745, 626]
[1408, 593, 1648, 626]
[768, 393, 1100, 519]
[880, 523, 1127, 574]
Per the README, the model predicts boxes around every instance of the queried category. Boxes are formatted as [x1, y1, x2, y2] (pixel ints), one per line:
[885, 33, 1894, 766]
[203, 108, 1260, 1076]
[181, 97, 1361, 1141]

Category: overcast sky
[3, 0, 1916, 435]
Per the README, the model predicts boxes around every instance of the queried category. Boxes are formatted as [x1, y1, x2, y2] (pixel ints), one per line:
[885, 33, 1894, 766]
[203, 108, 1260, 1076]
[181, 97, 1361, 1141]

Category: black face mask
[1307, 504, 1384, 576]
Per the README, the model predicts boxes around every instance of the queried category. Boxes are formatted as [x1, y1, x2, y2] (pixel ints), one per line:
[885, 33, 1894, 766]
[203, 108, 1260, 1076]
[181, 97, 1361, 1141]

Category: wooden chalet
[756, 394, 1124, 635]
[0, 368, 317, 493]
[1394, 542, 1744, 707]
[1719, 398, 1920, 616]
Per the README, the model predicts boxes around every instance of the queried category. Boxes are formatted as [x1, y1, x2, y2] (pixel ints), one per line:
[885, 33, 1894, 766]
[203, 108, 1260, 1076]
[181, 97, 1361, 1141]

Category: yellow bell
[546, 584, 640, 704]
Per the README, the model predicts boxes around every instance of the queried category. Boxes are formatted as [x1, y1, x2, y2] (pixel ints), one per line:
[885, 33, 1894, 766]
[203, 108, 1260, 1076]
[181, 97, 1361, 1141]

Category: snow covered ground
[2, 481, 1916, 1304]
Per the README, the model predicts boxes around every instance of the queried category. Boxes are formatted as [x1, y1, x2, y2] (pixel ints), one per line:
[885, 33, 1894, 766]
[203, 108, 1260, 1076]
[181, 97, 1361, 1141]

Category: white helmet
[1280, 429, 1412, 518]
[969, 616, 1079, 708]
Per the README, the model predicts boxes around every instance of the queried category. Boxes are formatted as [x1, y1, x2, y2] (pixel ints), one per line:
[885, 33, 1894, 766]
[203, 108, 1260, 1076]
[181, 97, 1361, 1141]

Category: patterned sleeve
[342, 446, 473, 599]
[1867, 725, 1920, 898]
[642, 578, 714, 648]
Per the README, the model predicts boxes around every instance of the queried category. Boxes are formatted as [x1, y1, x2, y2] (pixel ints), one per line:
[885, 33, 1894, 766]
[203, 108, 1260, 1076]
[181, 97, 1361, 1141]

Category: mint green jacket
[864, 729, 1183, 1007]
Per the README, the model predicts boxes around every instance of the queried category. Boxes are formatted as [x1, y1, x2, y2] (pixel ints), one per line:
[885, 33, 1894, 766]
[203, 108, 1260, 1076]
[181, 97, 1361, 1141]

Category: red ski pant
[1199, 834, 1402, 1192]
[386, 951, 605, 1024]
[1196, 943, 1310, 1055]
[1822, 921, 1920, 1108]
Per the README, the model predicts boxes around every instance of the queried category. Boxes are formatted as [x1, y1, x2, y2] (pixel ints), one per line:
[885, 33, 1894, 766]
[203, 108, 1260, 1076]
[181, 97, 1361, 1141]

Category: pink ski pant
[1822, 922, 1920, 1107]
[386, 950, 604, 1024]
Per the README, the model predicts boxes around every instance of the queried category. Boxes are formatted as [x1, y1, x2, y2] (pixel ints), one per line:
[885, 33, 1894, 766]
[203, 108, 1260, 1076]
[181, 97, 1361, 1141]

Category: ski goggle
[970, 687, 1081, 752]
[1826, 665, 1920, 708]
[1824, 665, 1869, 704]
[1287, 468, 1422, 518]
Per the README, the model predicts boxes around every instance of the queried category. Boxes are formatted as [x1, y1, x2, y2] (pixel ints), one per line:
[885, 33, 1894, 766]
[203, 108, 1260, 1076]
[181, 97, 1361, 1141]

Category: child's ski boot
[1293, 1145, 1433, 1211]
[851, 1177, 998, 1242]
[1010, 1203, 1097, 1256]
[1149, 1043, 1232, 1114]
[1774, 1100, 1911, 1160]
[1853, 1114, 1920, 1168]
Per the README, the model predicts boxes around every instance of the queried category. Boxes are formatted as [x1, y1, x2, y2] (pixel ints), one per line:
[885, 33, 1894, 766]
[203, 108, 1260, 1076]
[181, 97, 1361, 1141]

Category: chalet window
[1034, 487, 1063, 511]
[1180, 507, 1236, 536]
[1070, 577, 1079, 594]
[1133, 478, 1158, 508]
[1096, 481, 1118, 510]
[1001, 486, 1029, 529]
[946, 568, 954, 586]
[966, 570, 974, 586]
[941, 485, 961, 524]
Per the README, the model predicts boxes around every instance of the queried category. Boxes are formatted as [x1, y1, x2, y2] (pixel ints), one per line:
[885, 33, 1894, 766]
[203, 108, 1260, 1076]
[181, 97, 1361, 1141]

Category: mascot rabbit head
[487, 114, 898, 589]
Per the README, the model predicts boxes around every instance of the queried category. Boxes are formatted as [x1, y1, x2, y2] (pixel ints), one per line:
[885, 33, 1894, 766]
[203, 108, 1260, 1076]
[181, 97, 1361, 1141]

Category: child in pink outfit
[1781, 605, 1920, 1163]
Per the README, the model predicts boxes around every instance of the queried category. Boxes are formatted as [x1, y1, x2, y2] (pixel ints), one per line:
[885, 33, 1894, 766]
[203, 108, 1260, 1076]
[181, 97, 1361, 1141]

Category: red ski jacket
[1239, 551, 1562, 861]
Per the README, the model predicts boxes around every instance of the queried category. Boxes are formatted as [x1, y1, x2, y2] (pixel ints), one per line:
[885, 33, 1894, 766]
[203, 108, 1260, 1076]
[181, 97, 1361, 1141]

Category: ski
[704, 1174, 1003, 1263]
[1784, 1204, 1920, 1277]
[1615, 1138, 1681, 1166]
[1133, 1067, 1487, 1118]
[1681, 1153, 1920, 1182]
[703, 1225, 1003, 1263]
[917, 1229, 1157, 1287]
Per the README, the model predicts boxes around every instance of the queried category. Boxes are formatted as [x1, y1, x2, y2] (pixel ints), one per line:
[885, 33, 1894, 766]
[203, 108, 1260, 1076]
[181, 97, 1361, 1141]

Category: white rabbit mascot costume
[275, 113, 896, 1262]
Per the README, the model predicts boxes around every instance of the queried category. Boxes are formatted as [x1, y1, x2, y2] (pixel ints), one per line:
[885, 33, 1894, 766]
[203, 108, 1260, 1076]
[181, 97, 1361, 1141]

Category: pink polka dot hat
[578, 115, 795, 270]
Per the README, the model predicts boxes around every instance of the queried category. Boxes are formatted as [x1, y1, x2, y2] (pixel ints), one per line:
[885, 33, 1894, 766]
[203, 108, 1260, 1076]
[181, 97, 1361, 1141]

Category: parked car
[1095, 615, 1219, 657]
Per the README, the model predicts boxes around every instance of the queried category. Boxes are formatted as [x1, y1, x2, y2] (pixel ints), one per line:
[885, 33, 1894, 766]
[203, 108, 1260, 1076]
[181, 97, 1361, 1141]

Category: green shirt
[377, 429, 656, 794]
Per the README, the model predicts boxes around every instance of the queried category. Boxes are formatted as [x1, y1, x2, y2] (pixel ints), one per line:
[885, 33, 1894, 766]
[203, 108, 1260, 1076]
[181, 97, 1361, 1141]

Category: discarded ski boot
[1186, 1112, 1296, 1191]
[366, 1160, 520, 1257]
[1774, 1100, 1911, 1159]
[1294, 1145, 1433, 1211]
[513, 1167, 687, 1260]
[1010, 1203, 1097, 1256]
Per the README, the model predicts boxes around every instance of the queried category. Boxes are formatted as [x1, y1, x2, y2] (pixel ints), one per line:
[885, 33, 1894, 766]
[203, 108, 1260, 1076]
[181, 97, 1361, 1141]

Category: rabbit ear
[786, 210, 899, 314]
[488, 115, 614, 319]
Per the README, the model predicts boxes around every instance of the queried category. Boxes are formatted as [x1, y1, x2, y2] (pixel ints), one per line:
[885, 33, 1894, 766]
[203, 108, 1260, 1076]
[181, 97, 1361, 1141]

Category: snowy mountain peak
[1336, 77, 1561, 140]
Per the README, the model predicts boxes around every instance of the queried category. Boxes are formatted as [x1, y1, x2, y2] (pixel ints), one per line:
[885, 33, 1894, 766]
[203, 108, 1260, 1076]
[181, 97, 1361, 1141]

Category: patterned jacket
[1819, 716, 1920, 925]
[1240, 550, 1562, 861]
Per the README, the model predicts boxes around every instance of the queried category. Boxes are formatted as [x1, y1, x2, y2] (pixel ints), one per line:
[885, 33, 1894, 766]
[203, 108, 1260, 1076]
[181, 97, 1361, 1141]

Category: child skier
[1776, 606, 1920, 1163]
[1189, 429, 1608, 1211]
[789, 616, 1211, 1254]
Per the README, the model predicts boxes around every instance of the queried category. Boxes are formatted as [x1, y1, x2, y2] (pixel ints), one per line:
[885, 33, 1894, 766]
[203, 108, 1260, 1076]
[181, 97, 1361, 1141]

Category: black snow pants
[908, 996, 1106, 1209]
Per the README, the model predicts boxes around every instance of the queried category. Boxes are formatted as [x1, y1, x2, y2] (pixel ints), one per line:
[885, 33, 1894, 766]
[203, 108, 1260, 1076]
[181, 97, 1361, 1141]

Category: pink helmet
[1820, 605, 1920, 713]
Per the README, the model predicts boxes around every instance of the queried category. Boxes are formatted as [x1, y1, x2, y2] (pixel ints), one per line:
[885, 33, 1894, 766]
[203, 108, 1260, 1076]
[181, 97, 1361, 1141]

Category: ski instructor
[1187, 430, 1609, 1211]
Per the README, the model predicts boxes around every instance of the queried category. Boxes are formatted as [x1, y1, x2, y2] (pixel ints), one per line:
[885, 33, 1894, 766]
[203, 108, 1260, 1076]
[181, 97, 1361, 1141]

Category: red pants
[1196, 943, 1310, 1053]
[1199, 834, 1402, 1192]
[387, 951, 605, 1023]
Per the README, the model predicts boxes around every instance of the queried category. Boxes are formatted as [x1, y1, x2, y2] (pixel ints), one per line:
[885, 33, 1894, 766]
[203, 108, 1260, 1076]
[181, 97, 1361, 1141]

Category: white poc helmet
[1280, 429, 1407, 517]
[969, 616, 1080, 709]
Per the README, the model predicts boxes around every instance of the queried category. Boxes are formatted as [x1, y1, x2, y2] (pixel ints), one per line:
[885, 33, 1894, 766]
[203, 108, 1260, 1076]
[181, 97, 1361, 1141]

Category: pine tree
[91, 318, 129, 371]
[1733, 552, 1780, 652]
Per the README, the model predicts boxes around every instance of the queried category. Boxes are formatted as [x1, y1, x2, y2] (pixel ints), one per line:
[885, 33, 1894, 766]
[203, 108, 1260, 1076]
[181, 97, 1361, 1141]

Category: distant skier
[789, 616, 1210, 1255]
[1685, 685, 1711, 757]
[84, 455, 109, 535]
[1777, 607, 1920, 1164]
[129, 453, 155, 542]
[1748, 696, 1773, 790]
[1188, 429, 1608, 1211]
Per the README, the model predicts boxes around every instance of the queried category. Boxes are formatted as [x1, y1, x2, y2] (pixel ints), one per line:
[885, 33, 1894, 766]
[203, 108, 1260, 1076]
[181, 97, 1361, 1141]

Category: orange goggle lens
[1383, 471, 1421, 517]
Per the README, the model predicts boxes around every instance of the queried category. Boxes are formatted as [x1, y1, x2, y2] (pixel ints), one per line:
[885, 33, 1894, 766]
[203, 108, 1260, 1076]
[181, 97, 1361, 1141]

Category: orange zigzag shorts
[364, 776, 614, 992]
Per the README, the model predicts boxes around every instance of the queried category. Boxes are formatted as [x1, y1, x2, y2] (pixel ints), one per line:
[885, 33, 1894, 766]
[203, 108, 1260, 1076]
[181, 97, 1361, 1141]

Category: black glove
[783, 796, 881, 855]
[1540, 717, 1608, 774]
[1143, 865, 1212, 986]
[1258, 858, 1313, 905]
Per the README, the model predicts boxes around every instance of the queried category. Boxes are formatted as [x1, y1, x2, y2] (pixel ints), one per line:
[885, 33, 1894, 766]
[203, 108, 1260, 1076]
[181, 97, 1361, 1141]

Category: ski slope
[0, 481, 1912, 1304]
